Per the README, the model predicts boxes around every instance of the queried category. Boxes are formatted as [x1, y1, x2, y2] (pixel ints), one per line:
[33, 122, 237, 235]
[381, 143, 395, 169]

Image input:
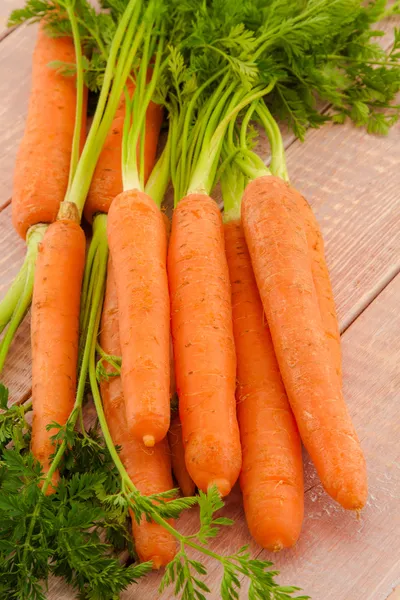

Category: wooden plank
[0, 22, 37, 207]
[0, 204, 32, 401]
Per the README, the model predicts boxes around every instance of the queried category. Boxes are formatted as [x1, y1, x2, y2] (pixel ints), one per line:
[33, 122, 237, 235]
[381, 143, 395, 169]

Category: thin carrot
[224, 218, 304, 550]
[168, 194, 242, 497]
[107, 190, 170, 447]
[100, 258, 176, 567]
[168, 411, 196, 498]
[242, 176, 367, 510]
[84, 81, 163, 223]
[297, 195, 342, 381]
[12, 26, 87, 239]
[31, 205, 85, 489]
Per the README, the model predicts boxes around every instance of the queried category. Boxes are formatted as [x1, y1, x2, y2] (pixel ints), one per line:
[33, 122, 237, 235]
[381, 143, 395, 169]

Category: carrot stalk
[168, 193, 241, 496]
[107, 189, 170, 446]
[31, 212, 86, 485]
[257, 103, 342, 379]
[12, 26, 86, 240]
[224, 218, 304, 550]
[168, 83, 273, 496]
[168, 411, 196, 498]
[241, 175, 367, 510]
[100, 259, 176, 567]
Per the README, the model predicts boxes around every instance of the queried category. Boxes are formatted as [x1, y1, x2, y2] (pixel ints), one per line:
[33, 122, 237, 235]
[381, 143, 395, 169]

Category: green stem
[188, 83, 274, 196]
[124, 13, 165, 192]
[144, 126, 172, 207]
[65, 2, 84, 194]
[0, 258, 28, 335]
[257, 103, 289, 181]
[0, 225, 47, 374]
[65, 0, 143, 213]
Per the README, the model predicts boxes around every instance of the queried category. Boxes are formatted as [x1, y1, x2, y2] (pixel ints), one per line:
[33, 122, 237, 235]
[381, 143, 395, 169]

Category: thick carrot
[107, 190, 170, 446]
[168, 412, 196, 498]
[84, 82, 163, 222]
[242, 176, 367, 510]
[12, 27, 87, 239]
[31, 208, 85, 488]
[224, 219, 304, 550]
[168, 194, 242, 497]
[100, 258, 176, 567]
[297, 195, 342, 381]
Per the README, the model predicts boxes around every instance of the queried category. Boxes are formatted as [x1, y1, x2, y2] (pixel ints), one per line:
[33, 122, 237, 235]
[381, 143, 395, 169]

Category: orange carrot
[297, 195, 342, 381]
[107, 190, 170, 447]
[31, 206, 85, 488]
[168, 412, 196, 498]
[84, 82, 163, 222]
[168, 194, 242, 497]
[12, 27, 87, 239]
[224, 218, 304, 550]
[242, 176, 367, 510]
[100, 258, 176, 567]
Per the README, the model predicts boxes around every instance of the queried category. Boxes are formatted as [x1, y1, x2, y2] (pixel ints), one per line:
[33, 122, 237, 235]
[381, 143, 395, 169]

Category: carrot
[224, 218, 304, 550]
[242, 176, 367, 510]
[168, 411, 196, 498]
[168, 194, 242, 497]
[12, 26, 87, 239]
[107, 190, 170, 447]
[84, 81, 163, 223]
[31, 205, 85, 488]
[297, 195, 342, 381]
[100, 258, 176, 567]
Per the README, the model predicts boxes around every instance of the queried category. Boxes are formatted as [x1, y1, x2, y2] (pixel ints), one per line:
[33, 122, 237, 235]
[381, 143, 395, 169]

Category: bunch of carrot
[2, 0, 400, 586]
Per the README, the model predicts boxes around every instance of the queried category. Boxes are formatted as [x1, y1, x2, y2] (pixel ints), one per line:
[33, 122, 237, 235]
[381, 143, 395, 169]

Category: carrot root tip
[151, 556, 164, 570]
[208, 478, 231, 497]
[143, 435, 155, 448]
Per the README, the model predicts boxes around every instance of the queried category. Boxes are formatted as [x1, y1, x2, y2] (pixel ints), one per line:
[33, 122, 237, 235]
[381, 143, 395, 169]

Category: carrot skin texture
[31, 219, 85, 488]
[12, 27, 87, 239]
[168, 194, 242, 497]
[224, 219, 304, 550]
[84, 82, 163, 222]
[107, 190, 170, 445]
[168, 412, 196, 498]
[100, 259, 176, 567]
[297, 195, 342, 381]
[242, 176, 367, 510]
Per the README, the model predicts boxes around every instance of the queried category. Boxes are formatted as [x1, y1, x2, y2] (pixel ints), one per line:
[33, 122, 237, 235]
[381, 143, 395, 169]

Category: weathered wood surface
[0, 6, 399, 600]
[0, 23, 37, 206]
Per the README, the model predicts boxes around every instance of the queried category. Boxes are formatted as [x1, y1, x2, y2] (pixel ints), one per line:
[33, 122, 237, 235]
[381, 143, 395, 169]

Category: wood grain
[0, 204, 32, 401]
[0, 22, 37, 207]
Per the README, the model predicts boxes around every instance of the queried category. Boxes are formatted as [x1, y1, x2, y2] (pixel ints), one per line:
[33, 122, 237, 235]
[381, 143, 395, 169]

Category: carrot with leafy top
[107, 21, 171, 448]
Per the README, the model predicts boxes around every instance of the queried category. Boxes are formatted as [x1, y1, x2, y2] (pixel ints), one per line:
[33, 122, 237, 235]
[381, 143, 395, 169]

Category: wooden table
[1, 7, 399, 600]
